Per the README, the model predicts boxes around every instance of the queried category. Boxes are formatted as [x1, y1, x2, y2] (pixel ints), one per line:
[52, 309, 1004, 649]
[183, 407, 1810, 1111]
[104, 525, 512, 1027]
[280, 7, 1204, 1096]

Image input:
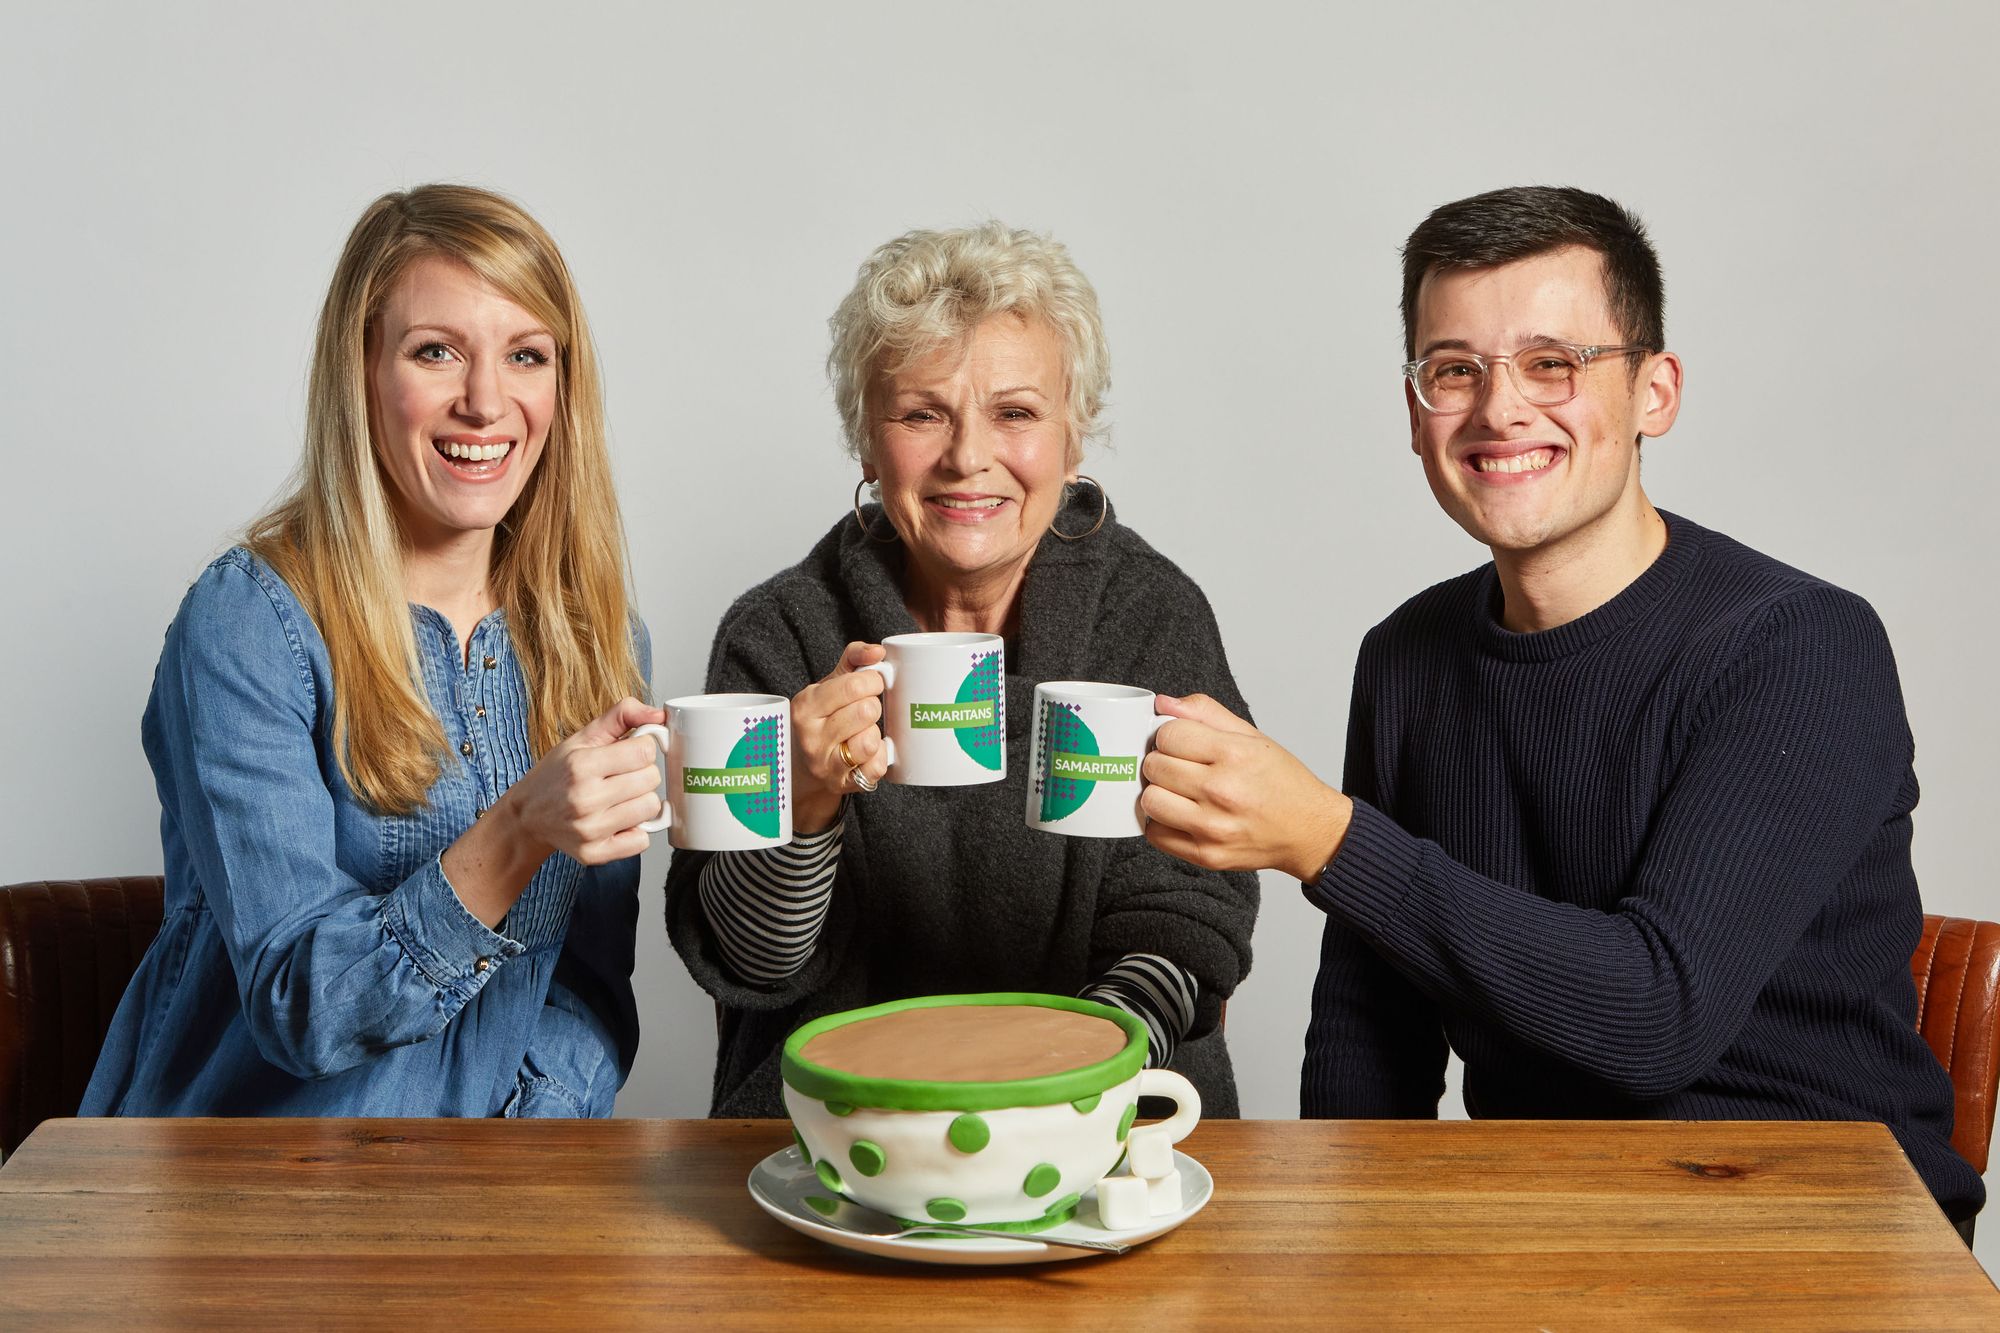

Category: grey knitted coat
[664, 491, 1259, 1117]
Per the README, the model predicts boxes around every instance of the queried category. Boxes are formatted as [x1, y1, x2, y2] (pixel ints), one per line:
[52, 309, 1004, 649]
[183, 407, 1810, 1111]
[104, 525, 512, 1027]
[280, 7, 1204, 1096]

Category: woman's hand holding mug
[505, 697, 671, 864]
[791, 641, 890, 833]
[444, 696, 667, 927]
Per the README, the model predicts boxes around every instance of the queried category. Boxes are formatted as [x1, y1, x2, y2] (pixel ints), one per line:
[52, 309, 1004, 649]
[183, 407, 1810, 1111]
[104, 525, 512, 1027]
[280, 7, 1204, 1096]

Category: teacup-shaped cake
[781, 992, 1201, 1231]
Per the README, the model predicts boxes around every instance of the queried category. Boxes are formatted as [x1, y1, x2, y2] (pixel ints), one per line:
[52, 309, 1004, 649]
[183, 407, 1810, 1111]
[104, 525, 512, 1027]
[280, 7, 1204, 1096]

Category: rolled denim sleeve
[385, 856, 527, 1002]
[154, 557, 524, 1080]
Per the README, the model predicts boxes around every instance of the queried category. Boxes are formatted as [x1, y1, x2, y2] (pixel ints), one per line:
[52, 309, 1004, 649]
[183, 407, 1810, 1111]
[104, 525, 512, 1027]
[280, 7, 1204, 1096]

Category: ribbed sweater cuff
[1303, 799, 1426, 936]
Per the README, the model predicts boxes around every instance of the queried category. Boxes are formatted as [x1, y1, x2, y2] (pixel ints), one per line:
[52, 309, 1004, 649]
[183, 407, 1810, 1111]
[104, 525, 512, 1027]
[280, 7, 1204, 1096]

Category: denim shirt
[80, 548, 647, 1119]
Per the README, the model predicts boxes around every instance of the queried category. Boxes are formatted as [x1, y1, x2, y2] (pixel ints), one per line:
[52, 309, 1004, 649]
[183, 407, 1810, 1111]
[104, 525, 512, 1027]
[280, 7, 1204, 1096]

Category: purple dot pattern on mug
[722, 713, 786, 837]
[1031, 700, 1077, 798]
[739, 714, 785, 813]
[953, 650, 1005, 771]
[1035, 701, 1097, 822]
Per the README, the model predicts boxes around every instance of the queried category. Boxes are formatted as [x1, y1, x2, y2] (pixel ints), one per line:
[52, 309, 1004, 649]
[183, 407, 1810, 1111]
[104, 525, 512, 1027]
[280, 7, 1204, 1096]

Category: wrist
[440, 788, 552, 930]
[490, 786, 556, 873]
[794, 785, 846, 836]
[1287, 786, 1353, 885]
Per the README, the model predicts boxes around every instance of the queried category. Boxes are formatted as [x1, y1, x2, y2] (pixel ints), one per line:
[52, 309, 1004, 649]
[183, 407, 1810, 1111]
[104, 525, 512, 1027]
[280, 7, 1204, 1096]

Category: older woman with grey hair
[665, 222, 1258, 1117]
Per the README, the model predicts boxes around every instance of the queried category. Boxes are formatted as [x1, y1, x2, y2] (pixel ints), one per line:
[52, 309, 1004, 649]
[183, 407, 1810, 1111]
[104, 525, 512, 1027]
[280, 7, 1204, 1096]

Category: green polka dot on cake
[825, 1100, 854, 1117]
[1070, 1093, 1101, 1114]
[791, 1127, 810, 1159]
[1117, 1102, 1138, 1142]
[1023, 1163, 1061, 1198]
[926, 1198, 968, 1222]
[814, 1158, 843, 1192]
[947, 1113, 991, 1154]
[849, 1140, 887, 1177]
[1044, 1192, 1082, 1222]
[805, 1195, 840, 1217]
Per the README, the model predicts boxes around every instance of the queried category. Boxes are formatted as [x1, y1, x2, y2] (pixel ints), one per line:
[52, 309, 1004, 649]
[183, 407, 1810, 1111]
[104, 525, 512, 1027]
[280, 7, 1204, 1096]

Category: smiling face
[1408, 246, 1679, 562]
[866, 313, 1075, 600]
[367, 254, 558, 554]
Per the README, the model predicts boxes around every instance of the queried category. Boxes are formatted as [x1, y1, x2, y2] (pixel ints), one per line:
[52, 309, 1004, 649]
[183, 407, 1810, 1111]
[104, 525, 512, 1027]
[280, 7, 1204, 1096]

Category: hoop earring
[852, 478, 901, 544]
[1050, 475, 1108, 541]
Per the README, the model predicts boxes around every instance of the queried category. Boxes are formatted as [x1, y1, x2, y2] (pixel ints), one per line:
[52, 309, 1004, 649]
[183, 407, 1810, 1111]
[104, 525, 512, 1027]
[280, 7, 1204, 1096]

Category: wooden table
[0, 1118, 1992, 1329]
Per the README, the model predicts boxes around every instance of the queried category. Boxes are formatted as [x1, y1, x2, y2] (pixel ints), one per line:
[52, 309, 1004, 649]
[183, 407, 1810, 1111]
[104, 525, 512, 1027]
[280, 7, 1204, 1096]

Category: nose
[456, 355, 505, 426]
[1466, 355, 1536, 432]
[940, 410, 995, 478]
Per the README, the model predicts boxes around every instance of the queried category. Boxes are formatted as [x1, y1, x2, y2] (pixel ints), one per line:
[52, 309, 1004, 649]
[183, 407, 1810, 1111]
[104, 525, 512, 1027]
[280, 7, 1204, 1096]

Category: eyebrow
[400, 323, 555, 344]
[882, 384, 1050, 403]
[1416, 332, 1580, 358]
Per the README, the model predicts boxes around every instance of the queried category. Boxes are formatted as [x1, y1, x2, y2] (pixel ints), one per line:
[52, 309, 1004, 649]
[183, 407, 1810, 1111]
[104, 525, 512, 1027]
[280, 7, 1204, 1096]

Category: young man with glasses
[1140, 185, 1981, 1226]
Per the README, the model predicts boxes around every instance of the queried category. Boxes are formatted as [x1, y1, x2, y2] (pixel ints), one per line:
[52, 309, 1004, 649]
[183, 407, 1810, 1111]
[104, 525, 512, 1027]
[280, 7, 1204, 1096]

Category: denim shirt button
[474, 957, 491, 974]
[459, 740, 474, 756]
[474, 806, 485, 819]
[474, 704, 486, 718]
[482, 655, 498, 670]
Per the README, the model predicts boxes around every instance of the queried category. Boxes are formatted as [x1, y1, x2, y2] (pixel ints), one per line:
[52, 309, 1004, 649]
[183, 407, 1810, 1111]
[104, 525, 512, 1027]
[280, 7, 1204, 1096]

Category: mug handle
[626, 723, 673, 834]
[1133, 1068, 1202, 1144]
[856, 660, 898, 772]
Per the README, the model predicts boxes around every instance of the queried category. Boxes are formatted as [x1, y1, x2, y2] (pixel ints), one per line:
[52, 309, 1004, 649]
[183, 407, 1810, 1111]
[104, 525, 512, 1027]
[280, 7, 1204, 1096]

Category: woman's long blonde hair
[247, 184, 643, 814]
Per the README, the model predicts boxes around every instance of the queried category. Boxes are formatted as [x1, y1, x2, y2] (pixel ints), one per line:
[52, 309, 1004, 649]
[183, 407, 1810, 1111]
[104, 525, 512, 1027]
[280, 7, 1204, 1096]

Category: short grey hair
[827, 221, 1110, 463]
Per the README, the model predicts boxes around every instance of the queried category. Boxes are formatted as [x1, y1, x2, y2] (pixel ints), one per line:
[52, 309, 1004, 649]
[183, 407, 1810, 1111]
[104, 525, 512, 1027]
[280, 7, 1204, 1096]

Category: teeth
[1476, 449, 1555, 474]
[438, 441, 513, 462]
[935, 497, 1004, 509]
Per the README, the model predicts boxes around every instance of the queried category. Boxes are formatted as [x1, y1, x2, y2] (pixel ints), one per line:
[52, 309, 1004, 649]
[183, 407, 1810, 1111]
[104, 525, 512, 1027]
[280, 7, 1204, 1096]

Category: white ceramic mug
[629, 693, 792, 851]
[858, 632, 1006, 786]
[1025, 682, 1169, 838]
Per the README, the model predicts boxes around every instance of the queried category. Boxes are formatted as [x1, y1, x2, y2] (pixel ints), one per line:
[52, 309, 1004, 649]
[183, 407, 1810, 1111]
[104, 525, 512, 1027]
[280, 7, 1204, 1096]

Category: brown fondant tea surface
[800, 1005, 1128, 1083]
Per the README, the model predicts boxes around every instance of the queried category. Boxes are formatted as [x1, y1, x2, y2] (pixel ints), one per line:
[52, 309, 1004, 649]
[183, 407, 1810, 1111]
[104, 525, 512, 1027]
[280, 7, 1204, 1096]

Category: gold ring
[836, 738, 875, 792]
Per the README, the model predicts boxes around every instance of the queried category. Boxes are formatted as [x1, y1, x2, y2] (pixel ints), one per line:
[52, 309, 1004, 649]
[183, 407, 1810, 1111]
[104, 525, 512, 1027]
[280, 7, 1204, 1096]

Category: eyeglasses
[1402, 341, 1654, 414]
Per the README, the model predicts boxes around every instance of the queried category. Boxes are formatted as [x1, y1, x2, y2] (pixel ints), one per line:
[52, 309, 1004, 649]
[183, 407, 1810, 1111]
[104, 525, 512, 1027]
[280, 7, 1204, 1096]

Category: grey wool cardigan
[664, 490, 1260, 1118]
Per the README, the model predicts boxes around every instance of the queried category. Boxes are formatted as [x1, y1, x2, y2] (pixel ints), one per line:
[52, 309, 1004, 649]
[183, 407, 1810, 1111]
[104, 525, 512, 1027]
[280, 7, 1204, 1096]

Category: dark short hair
[1400, 186, 1665, 360]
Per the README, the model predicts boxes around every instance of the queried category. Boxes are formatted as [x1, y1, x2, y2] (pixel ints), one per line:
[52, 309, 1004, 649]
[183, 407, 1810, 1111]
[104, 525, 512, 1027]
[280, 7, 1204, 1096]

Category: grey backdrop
[5, 0, 1995, 1274]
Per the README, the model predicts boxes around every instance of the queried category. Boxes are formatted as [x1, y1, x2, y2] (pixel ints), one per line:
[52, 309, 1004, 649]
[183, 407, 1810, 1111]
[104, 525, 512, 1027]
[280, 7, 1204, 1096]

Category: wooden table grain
[0, 1117, 1992, 1329]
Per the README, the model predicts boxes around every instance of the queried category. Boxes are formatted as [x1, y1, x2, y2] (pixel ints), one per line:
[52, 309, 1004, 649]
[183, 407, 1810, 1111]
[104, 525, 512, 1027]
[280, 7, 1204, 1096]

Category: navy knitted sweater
[1301, 512, 1981, 1221]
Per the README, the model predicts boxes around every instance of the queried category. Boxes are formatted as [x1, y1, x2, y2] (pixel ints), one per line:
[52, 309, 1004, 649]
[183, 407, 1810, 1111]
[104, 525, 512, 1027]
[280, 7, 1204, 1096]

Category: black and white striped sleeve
[1081, 953, 1201, 1069]
[695, 820, 843, 986]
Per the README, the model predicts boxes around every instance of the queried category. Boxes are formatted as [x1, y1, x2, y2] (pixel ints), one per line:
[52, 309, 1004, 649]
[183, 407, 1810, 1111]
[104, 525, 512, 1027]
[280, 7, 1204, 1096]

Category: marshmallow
[1125, 1125, 1175, 1180]
[1095, 1174, 1150, 1231]
[1145, 1165, 1183, 1216]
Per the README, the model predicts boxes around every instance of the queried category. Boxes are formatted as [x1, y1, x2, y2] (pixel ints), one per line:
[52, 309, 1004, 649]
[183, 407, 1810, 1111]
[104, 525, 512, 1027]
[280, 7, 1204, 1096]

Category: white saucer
[746, 1143, 1213, 1266]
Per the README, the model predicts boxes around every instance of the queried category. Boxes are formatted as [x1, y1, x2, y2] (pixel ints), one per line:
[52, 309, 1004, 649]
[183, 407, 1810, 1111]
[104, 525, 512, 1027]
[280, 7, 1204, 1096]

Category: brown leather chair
[1911, 913, 2000, 1244]
[0, 877, 165, 1159]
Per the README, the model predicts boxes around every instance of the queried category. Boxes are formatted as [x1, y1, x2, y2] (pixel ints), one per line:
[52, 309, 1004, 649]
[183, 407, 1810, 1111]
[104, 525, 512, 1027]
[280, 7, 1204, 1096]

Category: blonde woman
[82, 185, 662, 1118]
[666, 223, 1258, 1118]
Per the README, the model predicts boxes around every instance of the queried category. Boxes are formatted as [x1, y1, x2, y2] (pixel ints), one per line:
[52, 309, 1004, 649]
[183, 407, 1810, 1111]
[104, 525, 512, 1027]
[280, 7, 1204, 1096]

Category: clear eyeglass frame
[1401, 341, 1654, 414]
